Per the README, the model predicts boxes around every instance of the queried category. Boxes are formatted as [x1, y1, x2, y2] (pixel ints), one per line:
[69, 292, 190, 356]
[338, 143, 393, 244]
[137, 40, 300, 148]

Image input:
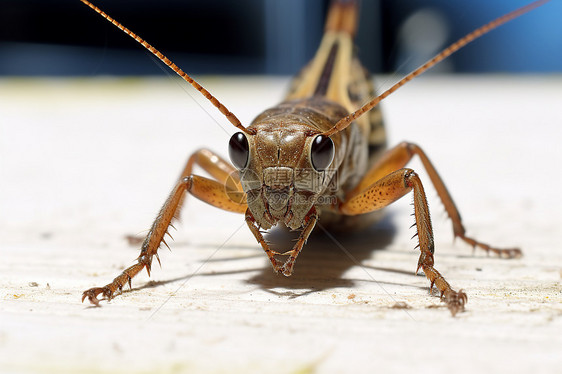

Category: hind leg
[351, 141, 521, 258]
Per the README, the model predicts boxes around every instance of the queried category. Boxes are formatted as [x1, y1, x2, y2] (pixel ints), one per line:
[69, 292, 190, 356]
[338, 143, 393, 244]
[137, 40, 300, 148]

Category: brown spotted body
[80, 0, 548, 315]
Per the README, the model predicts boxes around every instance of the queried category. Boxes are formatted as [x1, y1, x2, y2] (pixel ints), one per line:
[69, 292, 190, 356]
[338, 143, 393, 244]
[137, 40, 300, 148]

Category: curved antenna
[322, 0, 550, 137]
[80, 0, 250, 134]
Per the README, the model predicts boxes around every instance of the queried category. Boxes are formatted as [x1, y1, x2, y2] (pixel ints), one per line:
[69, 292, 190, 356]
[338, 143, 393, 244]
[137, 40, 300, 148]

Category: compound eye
[310, 135, 334, 171]
[228, 132, 249, 169]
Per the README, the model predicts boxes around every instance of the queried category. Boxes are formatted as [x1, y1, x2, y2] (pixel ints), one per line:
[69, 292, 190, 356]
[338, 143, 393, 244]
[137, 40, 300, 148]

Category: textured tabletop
[1, 75, 561, 373]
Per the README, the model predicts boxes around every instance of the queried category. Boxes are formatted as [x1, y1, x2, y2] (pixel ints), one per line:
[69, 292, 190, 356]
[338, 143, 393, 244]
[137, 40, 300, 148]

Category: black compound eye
[310, 135, 334, 171]
[228, 132, 249, 169]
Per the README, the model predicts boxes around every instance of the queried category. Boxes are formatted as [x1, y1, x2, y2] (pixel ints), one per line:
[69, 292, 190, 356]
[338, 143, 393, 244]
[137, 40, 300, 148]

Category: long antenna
[80, 0, 250, 134]
[322, 0, 550, 137]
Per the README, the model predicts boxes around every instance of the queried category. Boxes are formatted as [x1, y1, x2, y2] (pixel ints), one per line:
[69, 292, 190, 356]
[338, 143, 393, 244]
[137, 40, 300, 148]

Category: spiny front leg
[280, 209, 318, 276]
[406, 172, 467, 316]
[82, 177, 192, 306]
[82, 149, 247, 306]
[245, 208, 318, 276]
[340, 168, 467, 316]
[81, 263, 146, 307]
[245, 210, 283, 272]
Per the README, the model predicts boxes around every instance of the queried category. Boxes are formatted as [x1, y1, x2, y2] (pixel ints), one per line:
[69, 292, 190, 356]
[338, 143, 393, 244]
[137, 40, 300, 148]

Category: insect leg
[245, 208, 318, 276]
[340, 169, 467, 316]
[279, 210, 318, 276]
[350, 142, 521, 258]
[82, 149, 246, 306]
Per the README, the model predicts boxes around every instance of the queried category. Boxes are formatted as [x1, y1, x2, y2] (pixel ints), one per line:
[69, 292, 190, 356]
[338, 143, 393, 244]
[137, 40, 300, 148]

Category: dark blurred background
[0, 0, 560, 76]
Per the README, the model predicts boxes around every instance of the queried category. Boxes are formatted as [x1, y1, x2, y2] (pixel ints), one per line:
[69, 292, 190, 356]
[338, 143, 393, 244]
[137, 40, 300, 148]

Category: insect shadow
[242, 214, 415, 298]
[123, 212, 430, 300]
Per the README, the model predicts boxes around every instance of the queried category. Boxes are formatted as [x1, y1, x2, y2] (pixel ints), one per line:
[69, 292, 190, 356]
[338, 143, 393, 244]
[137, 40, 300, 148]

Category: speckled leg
[82, 149, 246, 306]
[340, 168, 466, 316]
[351, 141, 521, 258]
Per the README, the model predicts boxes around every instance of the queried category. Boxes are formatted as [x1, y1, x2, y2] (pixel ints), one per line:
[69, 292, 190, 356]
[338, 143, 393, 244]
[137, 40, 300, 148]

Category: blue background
[0, 0, 560, 76]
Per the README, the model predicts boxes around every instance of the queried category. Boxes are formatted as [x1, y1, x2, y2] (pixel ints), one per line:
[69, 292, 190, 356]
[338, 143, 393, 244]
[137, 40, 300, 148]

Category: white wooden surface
[1, 76, 561, 374]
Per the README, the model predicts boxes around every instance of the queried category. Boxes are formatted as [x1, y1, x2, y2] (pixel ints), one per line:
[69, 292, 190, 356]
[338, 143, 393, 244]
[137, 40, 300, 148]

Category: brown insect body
[80, 0, 549, 315]
[243, 3, 387, 233]
[243, 97, 364, 225]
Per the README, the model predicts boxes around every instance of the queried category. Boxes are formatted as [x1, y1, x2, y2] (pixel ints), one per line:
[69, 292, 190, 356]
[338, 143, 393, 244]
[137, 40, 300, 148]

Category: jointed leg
[245, 208, 318, 276]
[341, 169, 467, 316]
[352, 141, 521, 258]
[82, 149, 246, 306]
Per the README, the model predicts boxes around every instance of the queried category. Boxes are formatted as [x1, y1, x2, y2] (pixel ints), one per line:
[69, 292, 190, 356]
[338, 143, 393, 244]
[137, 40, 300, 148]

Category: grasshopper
[80, 0, 548, 315]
